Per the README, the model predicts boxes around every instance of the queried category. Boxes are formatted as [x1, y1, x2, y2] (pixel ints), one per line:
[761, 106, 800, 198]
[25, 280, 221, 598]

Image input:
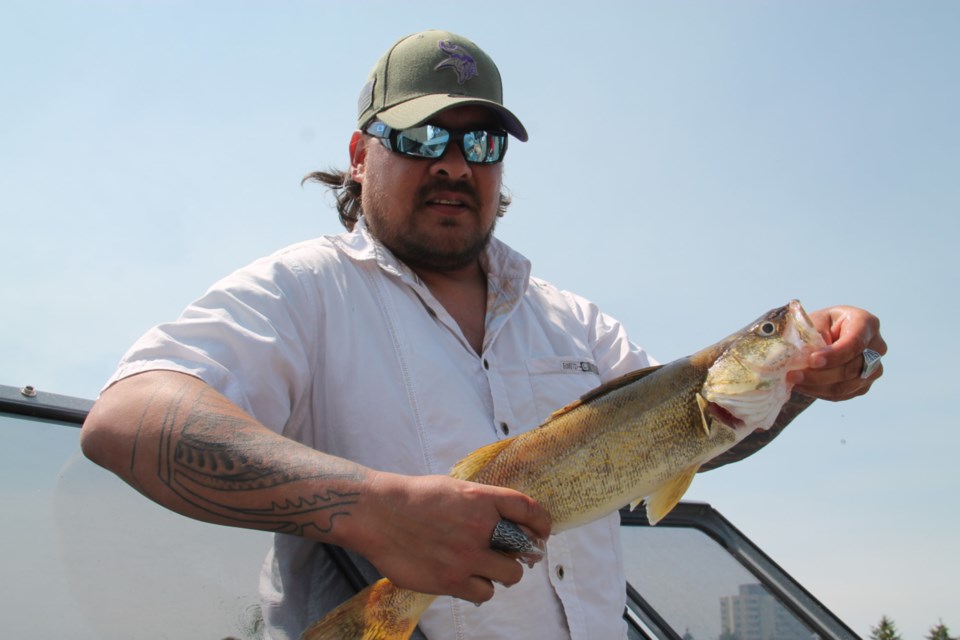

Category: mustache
[415, 179, 479, 206]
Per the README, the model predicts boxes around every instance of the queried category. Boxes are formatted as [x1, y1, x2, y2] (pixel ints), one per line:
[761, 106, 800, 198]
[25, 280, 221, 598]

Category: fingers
[354, 473, 548, 603]
[794, 306, 887, 401]
[450, 555, 523, 607]
[793, 357, 882, 401]
[437, 486, 547, 603]
[807, 306, 886, 366]
[420, 536, 527, 603]
[492, 487, 552, 546]
[458, 555, 524, 604]
[462, 576, 496, 605]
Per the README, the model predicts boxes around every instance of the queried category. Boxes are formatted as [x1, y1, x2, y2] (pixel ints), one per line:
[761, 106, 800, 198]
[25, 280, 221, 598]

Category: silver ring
[860, 348, 882, 379]
[490, 520, 532, 553]
[489, 519, 545, 564]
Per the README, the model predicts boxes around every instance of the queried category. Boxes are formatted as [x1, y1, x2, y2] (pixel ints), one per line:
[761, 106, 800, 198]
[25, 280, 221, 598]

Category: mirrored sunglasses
[365, 121, 508, 165]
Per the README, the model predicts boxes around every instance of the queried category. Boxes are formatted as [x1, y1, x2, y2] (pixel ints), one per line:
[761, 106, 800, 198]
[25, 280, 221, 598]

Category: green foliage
[925, 621, 956, 640]
[870, 616, 902, 640]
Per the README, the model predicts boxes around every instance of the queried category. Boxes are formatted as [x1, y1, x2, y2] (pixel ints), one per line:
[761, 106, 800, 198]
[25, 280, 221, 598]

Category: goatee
[364, 178, 497, 271]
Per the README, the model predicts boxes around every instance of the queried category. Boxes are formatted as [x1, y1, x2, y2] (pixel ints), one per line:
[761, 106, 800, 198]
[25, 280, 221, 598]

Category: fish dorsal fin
[644, 464, 700, 525]
[449, 437, 515, 481]
[548, 365, 664, 421]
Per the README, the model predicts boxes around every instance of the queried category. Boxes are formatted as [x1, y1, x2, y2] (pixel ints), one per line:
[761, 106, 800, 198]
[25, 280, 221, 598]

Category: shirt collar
[332, 217, 406, 278]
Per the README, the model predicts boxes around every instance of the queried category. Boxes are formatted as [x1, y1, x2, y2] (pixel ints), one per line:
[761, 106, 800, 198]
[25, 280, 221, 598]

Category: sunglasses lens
[395, 126, 449, 159]
[378, 123, 506, 164]
[463, 131, 505, 164]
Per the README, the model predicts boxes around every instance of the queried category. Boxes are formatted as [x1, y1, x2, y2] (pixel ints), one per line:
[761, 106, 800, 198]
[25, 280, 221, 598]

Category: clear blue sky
[2, 2, 958, 637]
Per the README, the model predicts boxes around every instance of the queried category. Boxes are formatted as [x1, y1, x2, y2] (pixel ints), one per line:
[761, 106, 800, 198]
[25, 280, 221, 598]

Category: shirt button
[483, 359, 490, 370]
[500, 422, 510, 435]
[556, 565, 565, 580]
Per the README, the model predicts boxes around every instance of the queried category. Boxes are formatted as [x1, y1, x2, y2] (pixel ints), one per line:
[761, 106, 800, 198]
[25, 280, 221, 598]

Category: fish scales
[463, 353, 736, 531]
[301, 300, 825, 640]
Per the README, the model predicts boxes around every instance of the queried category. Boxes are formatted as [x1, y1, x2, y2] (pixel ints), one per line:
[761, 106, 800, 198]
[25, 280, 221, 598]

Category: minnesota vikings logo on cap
[434, 40, 478, 84]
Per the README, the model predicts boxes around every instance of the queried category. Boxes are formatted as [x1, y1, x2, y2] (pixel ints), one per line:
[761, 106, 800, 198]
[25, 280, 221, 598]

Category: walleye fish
[301, 300, 826, 640]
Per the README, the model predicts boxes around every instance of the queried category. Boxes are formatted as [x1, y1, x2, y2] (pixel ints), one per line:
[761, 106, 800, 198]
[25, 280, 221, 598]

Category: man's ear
[349, 131, 367, 183]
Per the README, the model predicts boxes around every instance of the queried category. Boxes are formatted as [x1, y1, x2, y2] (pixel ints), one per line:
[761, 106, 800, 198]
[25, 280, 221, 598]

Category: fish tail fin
[300, 578, 436, 640]
[644, 465, 700, 525]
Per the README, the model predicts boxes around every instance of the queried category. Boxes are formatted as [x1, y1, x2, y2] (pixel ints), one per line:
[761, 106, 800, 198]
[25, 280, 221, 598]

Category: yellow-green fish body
[301, 300, 825, 640]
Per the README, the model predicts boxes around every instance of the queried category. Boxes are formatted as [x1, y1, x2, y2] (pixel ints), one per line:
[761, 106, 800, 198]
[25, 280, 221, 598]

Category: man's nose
[430, 140, 471, 180]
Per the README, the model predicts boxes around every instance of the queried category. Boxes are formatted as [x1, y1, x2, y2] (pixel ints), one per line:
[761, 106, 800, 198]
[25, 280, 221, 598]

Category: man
[81, 30, 886, 639]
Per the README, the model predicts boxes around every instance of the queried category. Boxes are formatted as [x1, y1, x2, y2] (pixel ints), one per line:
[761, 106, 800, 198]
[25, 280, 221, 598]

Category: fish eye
[757, 321, 777, 337]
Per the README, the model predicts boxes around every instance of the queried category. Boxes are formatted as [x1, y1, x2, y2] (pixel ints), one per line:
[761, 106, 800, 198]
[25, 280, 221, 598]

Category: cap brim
[375, 94, 528, 142]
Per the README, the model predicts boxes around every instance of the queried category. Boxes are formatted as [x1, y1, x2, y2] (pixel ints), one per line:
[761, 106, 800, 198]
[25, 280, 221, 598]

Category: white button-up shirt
[109, 219, 654, 639]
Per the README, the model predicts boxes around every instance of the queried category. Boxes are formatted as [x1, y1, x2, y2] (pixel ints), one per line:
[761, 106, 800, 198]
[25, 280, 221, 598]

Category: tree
[870, 616, 902, 640]
[926, 621, 956, 640]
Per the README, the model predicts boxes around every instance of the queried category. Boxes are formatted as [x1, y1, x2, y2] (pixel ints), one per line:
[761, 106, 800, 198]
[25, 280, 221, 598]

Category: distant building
[719, 583, 814, 640]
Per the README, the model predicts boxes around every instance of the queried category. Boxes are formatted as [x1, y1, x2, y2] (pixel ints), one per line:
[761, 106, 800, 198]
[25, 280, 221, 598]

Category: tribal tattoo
[135, 379, 362, 537]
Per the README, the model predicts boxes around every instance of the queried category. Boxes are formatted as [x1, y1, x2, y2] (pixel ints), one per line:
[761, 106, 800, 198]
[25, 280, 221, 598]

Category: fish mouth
[706, 401, 745, 430]
[787, 299, 827, 351]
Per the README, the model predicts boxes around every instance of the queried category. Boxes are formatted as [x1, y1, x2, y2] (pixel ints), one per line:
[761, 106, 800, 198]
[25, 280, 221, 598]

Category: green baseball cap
[357, 30, 528, 142]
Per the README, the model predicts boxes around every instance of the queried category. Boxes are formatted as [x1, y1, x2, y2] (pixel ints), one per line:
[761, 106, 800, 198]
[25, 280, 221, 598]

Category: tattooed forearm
[169, 429, 360, 535]
[700, 391, 817, 472]
[134, 378, 364, 537]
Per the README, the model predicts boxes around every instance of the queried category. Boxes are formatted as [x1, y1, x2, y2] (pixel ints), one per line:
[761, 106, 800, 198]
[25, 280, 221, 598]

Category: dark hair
[302, 170, 364, 230]
[302, 169, 513, 231]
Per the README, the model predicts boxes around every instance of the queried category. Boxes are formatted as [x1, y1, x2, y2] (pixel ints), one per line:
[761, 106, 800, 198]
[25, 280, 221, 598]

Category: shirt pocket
[525, 356, 603, 426]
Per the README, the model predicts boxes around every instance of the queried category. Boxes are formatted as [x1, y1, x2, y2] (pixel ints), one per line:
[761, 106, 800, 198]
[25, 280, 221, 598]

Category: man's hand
[790, 305, 887, 401]
[348, 471, 551, 604]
